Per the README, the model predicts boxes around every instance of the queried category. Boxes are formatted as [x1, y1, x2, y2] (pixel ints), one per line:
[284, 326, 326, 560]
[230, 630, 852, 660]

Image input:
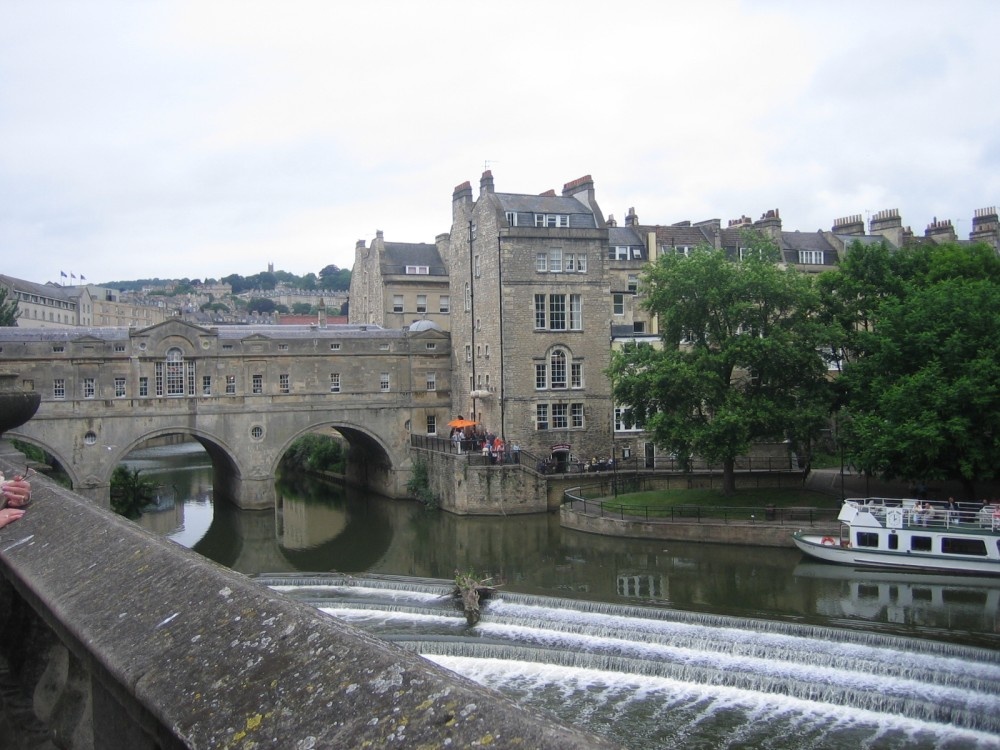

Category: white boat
[793, 498, 1000, 576]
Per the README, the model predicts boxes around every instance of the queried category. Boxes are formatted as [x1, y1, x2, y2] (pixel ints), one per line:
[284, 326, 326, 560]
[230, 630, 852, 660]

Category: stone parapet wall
[0, 452, 612, 749]
[416, 448, 551, 514]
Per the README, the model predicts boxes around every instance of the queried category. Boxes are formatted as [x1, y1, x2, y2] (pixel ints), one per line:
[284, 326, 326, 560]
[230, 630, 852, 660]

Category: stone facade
[349, 230, 451, 330]
[447, 172, 614, 469]
[0, 318, 452, 507]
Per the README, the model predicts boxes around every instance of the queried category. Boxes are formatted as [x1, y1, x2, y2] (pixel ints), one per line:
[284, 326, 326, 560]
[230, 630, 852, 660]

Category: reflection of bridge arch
[3, 319, 452, 509]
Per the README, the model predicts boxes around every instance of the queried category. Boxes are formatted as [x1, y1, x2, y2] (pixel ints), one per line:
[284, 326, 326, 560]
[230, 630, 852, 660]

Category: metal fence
[563, 485, 839, 526]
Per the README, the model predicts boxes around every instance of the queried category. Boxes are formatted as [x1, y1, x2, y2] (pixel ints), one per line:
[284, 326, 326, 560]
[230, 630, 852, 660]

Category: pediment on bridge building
[240, 333, 273, 343]
[129, 319, 218, 349]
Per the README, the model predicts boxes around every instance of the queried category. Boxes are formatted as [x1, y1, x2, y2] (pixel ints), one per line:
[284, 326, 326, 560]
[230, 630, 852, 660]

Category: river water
[131, 446, 1000, 749]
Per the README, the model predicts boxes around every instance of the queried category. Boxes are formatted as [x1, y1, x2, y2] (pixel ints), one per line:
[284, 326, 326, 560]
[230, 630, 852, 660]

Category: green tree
[835, 242, 1000, 498]
[110, 466, 157, 518]
[609, 239, 833, 495]
[291, 302, 313, 315]
[247, 298, 277, 314]
[0, 286, 20, 326]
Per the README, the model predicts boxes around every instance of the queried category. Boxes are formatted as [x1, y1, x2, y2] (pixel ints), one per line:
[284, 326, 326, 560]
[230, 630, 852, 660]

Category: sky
[1, 0, 998, 287]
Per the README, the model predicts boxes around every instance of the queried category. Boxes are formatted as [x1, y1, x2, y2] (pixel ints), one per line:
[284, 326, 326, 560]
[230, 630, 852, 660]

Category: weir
[0, 456, 613, 749]
[262, 573, 1000, 748]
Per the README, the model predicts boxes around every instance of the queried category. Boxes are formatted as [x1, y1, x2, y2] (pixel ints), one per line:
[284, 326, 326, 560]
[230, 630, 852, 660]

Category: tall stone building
[446, 171, 614, 469]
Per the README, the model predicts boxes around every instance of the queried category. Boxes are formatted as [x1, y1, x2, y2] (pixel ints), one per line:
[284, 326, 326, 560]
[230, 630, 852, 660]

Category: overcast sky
[2, 1, 998, 287]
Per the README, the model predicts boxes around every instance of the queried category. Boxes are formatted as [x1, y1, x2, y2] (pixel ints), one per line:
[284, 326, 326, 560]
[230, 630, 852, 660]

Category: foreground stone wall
[417, 448, 551, 515]
[0, 452, 613, 749]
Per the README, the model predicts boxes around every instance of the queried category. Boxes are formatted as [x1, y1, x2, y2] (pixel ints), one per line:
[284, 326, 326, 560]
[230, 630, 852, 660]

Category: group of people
[450, 427, 519, 465]
[0, 471, 33, 529]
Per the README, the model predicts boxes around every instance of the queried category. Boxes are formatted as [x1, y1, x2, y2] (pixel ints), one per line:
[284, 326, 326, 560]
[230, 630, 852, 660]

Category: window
[225, 375, 236, 395]
[474, 256, 481, 278]
[610, 246, 631, 260]
[911, 536, 932, 552]
[380, 373, 390, 392]
[552, 403, 568, 429]
[505, 211, 518, 226]
[476, 317, 481, 332]
[856, 532, 880, 548]
[535, 214, 569, 228]
[439, 295, 450, 313]
[139, 377, 149, 397]
[536, 403, 549, 430]
[252, 374, 263, 394]
[464, 282, 470, 312]
[164, 347, 185, 396]
[330, 373, 341, 393]
[550, 349, 567, 388]
[477, 344, 482, 358]
[83, 378, 95, 399]
[426, 415, 437, 435]
[426, 372, 436, 391]
[202, 375, 212, 395]
[222, 344, 234, 351]
[798, 250, 824, 265]
[251, 425, 264, 439]
[465, 344, 472, 362]
[405, 265, 430, 274]
[53, 379, 65, 399]
[278, 344, 288, 351]
[549, 295, 566, 330]
[571, 363, 583, 388]
[614, 406, 644, 432]
[566, 252, 587, 272]
[114, 377, 126, 398]
[535, 364, 546, 390]
[416, 294, 427, 313]
[393, 295, 404, 313]
[548, 249, 563, 273]
[330, 343, 341, 351]
[114, 344, 126, 353]
[571, 403, 584, 428]
[628, 274, 638, 293]
[633, 321, 646, 333]
[485, 344, 490, 358]
[536, 252, 548, 272]
[279, 373, 290, 394]
[569, 294, 582, 330]
[52, 345, 65, 353]
[942, 537, 988, 556]
[379, 343, 390, 351]
[534, 295, 546, 329]
[425, 342, 437, 350]
[613, 294, 625, 316]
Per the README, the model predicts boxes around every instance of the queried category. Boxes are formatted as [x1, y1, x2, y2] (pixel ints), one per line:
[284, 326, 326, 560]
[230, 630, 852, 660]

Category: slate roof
[0, 323, 406, 343]
[494, 192, 593, 216]
[609, 227, 644, 247]
[380, 242, 447, 276]
[0, 275, 80, 302]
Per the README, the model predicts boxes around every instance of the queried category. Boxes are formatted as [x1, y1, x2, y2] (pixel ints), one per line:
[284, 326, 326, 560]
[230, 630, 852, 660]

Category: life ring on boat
[821, 536, 836, 546]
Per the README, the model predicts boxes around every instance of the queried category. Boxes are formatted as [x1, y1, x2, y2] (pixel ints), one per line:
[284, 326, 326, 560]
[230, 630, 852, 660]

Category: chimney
[317, 298, 327, 328]
[625, 207, 639, 227]
[753, 208, 782, 241]
[868, 208, 903, 246]
[924, 217, 957, 244]
[606, 214, 617, 227]
[561, 174, 605, 227]
[480, 169, 494, 195]
[452, 181, 473, 205]
[728, 215, 752, 229]
[970, 206, 999, 249]
[832, 214, 865, 235]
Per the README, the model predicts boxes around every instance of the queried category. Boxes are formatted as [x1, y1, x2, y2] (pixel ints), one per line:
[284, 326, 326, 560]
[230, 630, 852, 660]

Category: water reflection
[135, 452, 1000, 649]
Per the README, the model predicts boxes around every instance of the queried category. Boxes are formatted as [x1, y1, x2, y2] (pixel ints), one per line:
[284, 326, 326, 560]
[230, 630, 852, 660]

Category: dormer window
[405, 265, 430, 274]
[534, 213, 569, 228]
[505, 211, 519, 226]
[798, 250, 824, 265]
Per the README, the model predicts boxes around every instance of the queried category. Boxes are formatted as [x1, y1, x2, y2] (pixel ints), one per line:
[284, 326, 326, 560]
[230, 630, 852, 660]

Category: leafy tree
[247, 298, 277, 314]
[609, 239, 833, 495]
[319, 265, 351, 291]
[110, 466, 157, 518]
[0, 285, 20, 326]
[291, 302, 313, 315]
[834, 242, 1000, 498]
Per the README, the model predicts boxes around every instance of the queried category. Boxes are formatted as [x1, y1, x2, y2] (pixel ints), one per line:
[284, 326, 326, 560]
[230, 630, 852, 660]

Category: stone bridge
[0, 319, 452, 508]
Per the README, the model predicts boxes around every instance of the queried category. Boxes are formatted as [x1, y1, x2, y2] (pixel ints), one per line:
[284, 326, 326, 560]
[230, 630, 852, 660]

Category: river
[131, 445, 1000, 749]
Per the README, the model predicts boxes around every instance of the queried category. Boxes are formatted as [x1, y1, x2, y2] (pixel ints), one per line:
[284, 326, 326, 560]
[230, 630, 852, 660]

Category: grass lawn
[592, 487, 838, 511]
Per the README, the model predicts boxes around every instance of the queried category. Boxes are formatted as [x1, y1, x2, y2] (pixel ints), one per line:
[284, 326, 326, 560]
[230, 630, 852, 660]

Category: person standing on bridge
[0, 472, 31, 529]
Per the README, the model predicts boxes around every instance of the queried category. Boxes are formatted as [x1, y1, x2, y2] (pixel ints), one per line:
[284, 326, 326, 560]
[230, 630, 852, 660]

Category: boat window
[856, 532, 879, 548]
[887, 533, 899, 551]
[941, 537, 988, 557]
[911, 536, 932, 552]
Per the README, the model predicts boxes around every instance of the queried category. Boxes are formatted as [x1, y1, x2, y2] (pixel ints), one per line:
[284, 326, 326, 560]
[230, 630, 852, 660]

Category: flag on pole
[60, 271, 67, 278]
[70, 273, 76, 279]
[80, 274, 86, 281]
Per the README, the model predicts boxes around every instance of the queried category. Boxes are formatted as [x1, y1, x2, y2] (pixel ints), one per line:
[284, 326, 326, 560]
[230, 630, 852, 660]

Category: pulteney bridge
[0, 318, 452, 508]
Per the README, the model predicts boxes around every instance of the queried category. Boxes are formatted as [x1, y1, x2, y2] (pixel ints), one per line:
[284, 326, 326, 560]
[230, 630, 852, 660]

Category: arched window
[166, 347, 185, 395]
[550, 349, 567, 389]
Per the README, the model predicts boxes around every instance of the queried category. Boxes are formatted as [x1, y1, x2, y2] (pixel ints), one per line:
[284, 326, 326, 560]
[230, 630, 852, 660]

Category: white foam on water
[425, 655, 1000, 749]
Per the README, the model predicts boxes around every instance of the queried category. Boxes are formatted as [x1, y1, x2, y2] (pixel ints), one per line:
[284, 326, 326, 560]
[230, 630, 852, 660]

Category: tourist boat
[792, 498, 1000, 575]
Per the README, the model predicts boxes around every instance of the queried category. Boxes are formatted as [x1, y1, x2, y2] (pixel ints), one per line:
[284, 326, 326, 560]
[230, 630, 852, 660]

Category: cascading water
[262, 573, 1000, 749]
